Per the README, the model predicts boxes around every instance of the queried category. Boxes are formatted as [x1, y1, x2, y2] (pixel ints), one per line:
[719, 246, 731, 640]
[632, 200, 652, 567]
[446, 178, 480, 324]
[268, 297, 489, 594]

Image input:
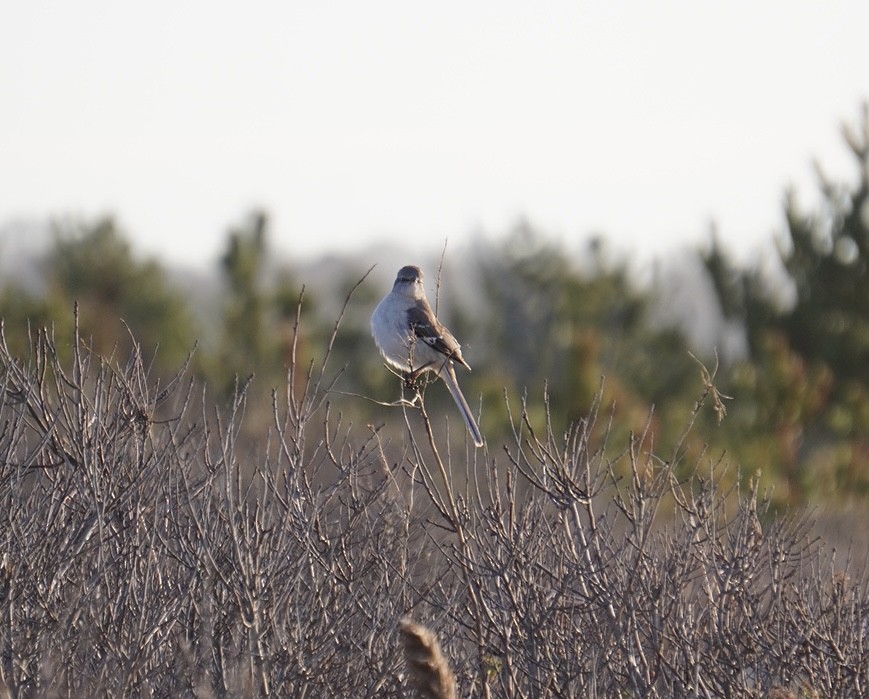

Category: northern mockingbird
[371, 265, 484, 447]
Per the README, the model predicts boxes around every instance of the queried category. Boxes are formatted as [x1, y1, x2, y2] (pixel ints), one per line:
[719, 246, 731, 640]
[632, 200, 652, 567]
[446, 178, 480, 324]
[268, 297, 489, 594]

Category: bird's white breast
[371, 294, 416, 372]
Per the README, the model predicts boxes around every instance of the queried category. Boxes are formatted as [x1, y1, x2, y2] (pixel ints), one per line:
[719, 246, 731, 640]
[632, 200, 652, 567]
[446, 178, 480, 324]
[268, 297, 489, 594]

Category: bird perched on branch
[371, 265, 483, 447]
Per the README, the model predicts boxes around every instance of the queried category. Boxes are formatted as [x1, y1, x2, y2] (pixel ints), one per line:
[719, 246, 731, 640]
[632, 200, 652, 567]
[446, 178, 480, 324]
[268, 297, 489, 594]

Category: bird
[371, 265, 483, 447]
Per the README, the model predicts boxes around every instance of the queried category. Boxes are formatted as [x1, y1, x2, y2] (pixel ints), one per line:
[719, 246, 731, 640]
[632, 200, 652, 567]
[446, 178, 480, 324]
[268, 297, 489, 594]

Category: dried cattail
[766, 688, 797, 699]
[399, 618, 457, 699]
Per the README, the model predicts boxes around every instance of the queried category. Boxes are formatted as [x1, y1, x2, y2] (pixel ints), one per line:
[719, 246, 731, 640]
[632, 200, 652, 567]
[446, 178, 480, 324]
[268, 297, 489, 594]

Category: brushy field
[0, 316, 866, 698]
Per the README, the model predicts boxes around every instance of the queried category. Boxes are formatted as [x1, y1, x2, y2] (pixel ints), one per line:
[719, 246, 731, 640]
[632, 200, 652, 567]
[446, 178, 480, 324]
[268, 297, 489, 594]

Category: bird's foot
[403, 362, 435, 389]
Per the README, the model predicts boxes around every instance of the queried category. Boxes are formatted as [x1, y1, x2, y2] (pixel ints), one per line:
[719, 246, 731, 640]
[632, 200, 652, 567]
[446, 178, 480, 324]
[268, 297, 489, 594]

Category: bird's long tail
[439, 364, 484, 447]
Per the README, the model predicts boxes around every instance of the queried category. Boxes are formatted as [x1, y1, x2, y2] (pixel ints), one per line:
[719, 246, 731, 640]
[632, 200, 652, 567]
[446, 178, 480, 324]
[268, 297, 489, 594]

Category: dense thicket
[0, 318, 865, 697]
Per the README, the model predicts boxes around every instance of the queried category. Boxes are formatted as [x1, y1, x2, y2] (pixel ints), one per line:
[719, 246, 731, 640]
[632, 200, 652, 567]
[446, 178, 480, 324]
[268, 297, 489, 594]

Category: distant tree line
[0, 106, 866, 505]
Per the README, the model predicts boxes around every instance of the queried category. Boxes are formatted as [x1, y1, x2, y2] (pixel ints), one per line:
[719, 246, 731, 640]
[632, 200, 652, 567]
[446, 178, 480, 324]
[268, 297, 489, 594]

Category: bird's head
[393, 265, 425, 297]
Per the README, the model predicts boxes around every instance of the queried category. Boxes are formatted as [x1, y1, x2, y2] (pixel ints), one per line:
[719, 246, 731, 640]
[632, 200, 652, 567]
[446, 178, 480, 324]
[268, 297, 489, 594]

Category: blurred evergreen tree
[0, 287, 52, 359]
[209, 211, 319, 416]
[219, 211, 268, 371]
[208, 210, 292, 403]
[704, 105, 868, 382]
[322, 267, 387, 396]
[700, 229, 778, 359]
[0, 217, 195, 372]
[701, 105, 869, 502]
[780, 107, 869, 382]
[473, 222, 696, 446]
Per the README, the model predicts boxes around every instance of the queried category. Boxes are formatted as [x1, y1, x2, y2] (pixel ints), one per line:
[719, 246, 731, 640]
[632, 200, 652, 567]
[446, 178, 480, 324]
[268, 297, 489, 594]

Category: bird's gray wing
[406, 299, 469, 367]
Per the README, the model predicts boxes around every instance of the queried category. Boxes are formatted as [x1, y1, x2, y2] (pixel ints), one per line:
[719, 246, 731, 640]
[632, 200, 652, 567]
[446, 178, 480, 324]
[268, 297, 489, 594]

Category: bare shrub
[0, 305, 866, 698]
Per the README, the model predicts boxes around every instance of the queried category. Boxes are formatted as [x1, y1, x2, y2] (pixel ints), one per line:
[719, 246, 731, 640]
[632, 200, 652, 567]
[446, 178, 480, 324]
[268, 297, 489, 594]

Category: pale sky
[2, 1, 867, 269]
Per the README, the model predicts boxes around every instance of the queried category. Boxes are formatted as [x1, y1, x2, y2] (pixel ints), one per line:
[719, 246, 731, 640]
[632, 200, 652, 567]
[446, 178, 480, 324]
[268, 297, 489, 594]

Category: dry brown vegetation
[0, 309, 866, 698]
